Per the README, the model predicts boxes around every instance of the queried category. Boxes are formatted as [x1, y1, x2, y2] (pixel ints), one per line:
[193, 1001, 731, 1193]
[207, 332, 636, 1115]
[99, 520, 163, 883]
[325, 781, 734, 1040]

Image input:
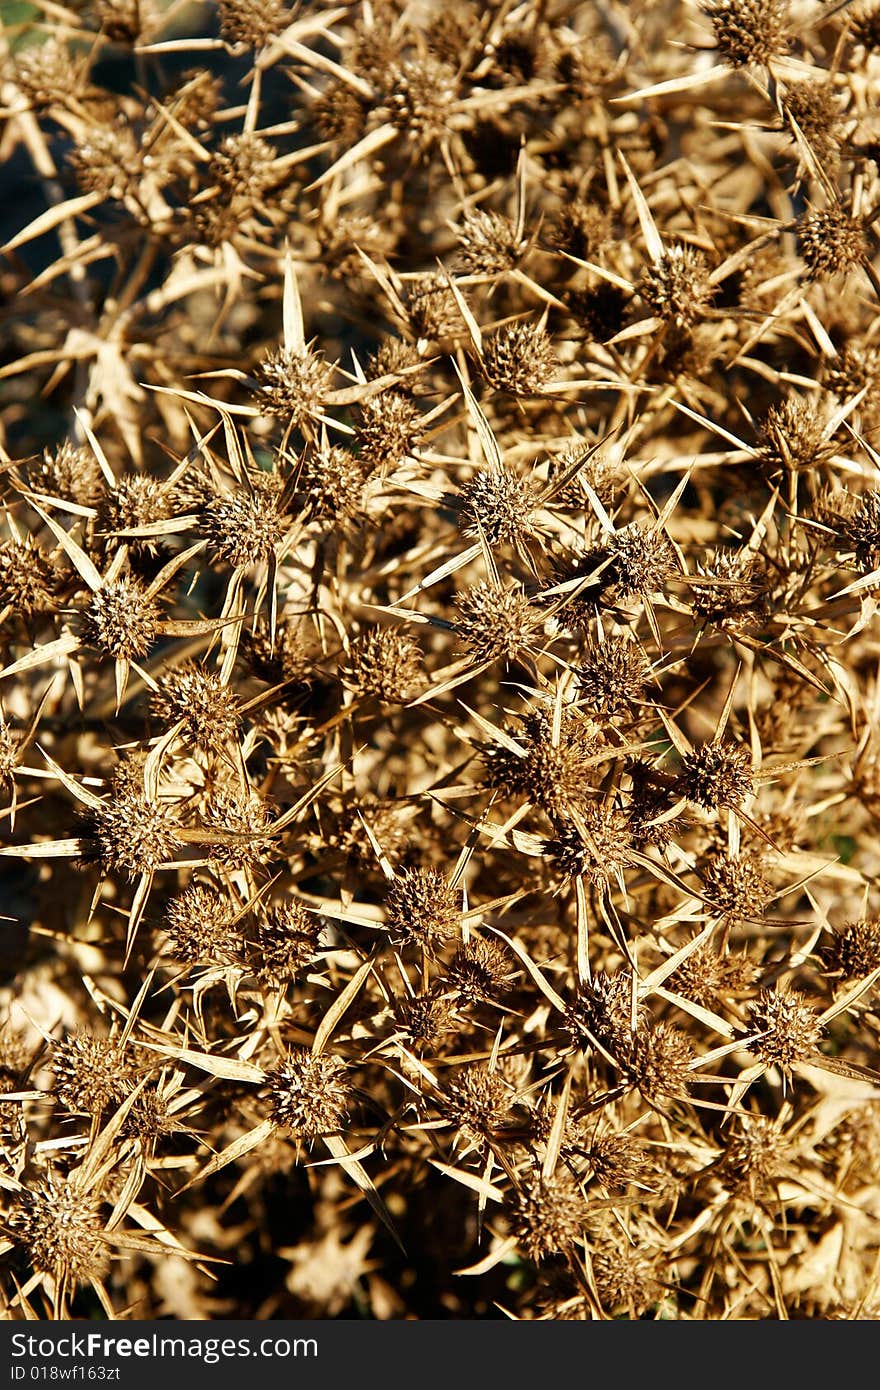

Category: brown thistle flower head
[6, 1173, 110, 1287]
[192, 134, 283, 245]
[701, 851, 771, 917]
[639, 246, 714, 327]
[455, 581, 543, 664]
[87, 779, 179, 879]
[701, 0, 790, 67]
[93, 0, 158, 44]
[512, 1172, 588, 1262]
[576, 633, 650, 719]
[385, 867, 460, 951]
[311, 82, 368, 146]
[122, 1087, 182, 1151]
[204, 787, 275, 870]
[265, 1049, 351, 1140]
[12, 37, 90, 108]
[97, 475, 175, 558]
[247, 901, 323, 987]
[591, 1240, 660, 1316]
[296, 445, 374, 524]
[446, 937, 512, 1003]
[798, 208, 868, 280]
[783, 82, 841, 167]
[405, 272, 466, 344]
[549, 201, 612, 261]
[443, 1065, 516, 1147]
[581, 1130, 654, 1191]
[482, 322, 557, 395]
[69, 125, 140, 203]
[627, 1022, 694, 1103]
[838, 491, 880, 569]
[691, 548, 768, 628]
[368, 338, 422, 386]
[546, 443, 624, 510]
[457, 467, 540, 546]
[820, 919, 880, 980]
[545, 804, 634, 886]
[151, 663, 241, 750]
[567, 283, 630, 342]
[850, 5, 880, 54]
[0, 537, 58, 617]
[253, 347, 334, 429]
[356, 392, 423, 469]
[455, 210, 526, 276]
[824, 341, 880, 402]
[51, 1032, 134, 1117]
[217, 0, 292, 48]
[678, 741, 754, 810]
[242, 617, 316, 684]
[202, 474, 286, 570]
[396, 993, 456, 1052]
[747, 986, 822, 1073]
[163, 884, 242, 966]
[79, 577, 161, 660]
[626, 764, 686, 850]
[343, 628, 425, 703]
[379, 56, 457, 150]
[720, 1115, 790, 1197]
[599, 524, 676, 601]
[758, 396, 836, 475]
[28, 440, 104, 505]
[670, 947, 754, 1005]
[566, 971, 644, 1056]
[482, 706, 601, 821]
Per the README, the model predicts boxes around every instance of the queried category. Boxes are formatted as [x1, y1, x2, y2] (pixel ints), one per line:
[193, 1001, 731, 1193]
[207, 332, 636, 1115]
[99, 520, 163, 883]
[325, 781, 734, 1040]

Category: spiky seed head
[97, 475, 173, 556]
[193, 135, 282, 245]
[603, 522, 672, 600]
[344, 628, 425, 704]
[576, 634, 650, 718]
[566, 971, 644, 1056]
[839, 491, 880, 569]
[798, 208, 868, 280]
[385, 867, 460, 952]
[248, 901, 323, 986]
[203, 475, 286, 570]
[549, 202, 612, 261]
[851, 4, 880, 52]
[69, 126, 139, 202]
[482, 323, 557, 395]
[455, 581, 542, 664]
[396, 993, 456, 1052]
[512, 1172, 588, 1262]
[405, 272, 467, 343]
[626, 765, 685, 850]
[0, 537, 58, 617]
[356, 392, 423, 469]
[443, 1065, 516, 1146]
[80, 577, 160, 660]
[254, 347, 334, 428]
[94, 0, 157, 43]
[368, 339, 422, 386]
[678, 742, 754, 810]
[311, 82, 367, 145]
[628, 1022, 694, 1102]
[639, 245, 714, 327]
[567, 283, 629, 342]
[380, 56, 456, 148]
[7, 1173, 109, 1286]
[547, 444, 623, 510]
[691, 548, 768, 627]
[545, 805, 633, 886]
[783, 82, 841, 166]
[51, 1032, 134, 1116]
[669, 947, 728, 1008]
[163, 885, 241, 966]
[28, 441, 104, 505]
[446, 937, 512, 1002]
[87, 785, 179, 878]
[482, 707, 601, 821]
[265, 1049, 351, 1140]
[701, 0, 790, 67]
[591, 1241, 660, 1315]
[821, 919, 880, 980]
[204, 787, 275, 869]
[582, 1131, 653, 1191]
[12, 37, 90, 107]
[217, 0, 292, 48]
[458, 467, 540, 545]
[758, 397, 836, 475]
[824, 341, 880, 401]
[720, 1115, 789, 1196]
[151, 663, 240, 750]
[455, 210, 526, 276]
[297, 445, 373, 524]
[122, 1088, 180, 1150]
[242, 617, 315, 684]
[702, 852, 771, 917]
[747, 987, 822, 1073]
